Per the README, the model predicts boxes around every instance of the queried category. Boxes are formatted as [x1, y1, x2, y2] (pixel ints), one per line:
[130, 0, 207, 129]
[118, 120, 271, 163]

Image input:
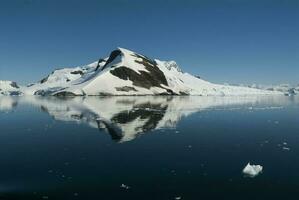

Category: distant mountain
[235, 84, 299, 96]
[1, 47, 283, 96]
[0, 80, 22, 96]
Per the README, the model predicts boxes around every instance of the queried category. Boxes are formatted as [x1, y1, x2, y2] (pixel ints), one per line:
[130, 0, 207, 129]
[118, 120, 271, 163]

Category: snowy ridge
[1, 47, 284, 96]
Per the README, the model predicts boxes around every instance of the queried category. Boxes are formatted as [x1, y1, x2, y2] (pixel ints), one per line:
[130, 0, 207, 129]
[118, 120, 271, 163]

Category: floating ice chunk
[282, 147, 290, 151]
[120, 184, 130, 189]
[242, 163, 263, 177]
[174, 197, 182, 200]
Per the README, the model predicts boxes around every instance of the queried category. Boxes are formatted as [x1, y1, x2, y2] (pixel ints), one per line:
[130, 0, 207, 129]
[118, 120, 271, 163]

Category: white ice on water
[242, 163, 263, 177]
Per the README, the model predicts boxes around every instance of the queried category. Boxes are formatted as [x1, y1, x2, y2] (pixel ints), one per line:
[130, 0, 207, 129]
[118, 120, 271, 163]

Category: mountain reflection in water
[1, 95, 297, 143]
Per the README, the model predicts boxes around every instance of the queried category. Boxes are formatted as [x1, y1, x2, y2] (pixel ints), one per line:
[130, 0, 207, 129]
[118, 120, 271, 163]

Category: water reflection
[0, 96, 18, 111]
[0, 95, 298, 142]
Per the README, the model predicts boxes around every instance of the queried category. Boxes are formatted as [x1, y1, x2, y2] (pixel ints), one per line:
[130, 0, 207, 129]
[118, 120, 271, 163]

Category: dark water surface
[0, 96, 298, 200]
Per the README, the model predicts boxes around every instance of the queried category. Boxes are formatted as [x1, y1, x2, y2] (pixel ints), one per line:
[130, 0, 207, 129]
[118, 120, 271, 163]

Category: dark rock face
[115, 86, 137, 92]
[40, 75, 49, 84]
[27, 83, 35, 87]
[34, 90, 50, 96]
[288, 88, 296, 95]
[109, 53, 170, 93]
[8, 91, 22, 96]
[157, 88, 177, 95]
[102, 50, 122, 70]
[70, 70, 83, 75]
[34, 87, 66, 96]
[39, 70, 57, 84]
[10, 82, 19, 89]
[95, 59, 107, 71]
[179, 91, 189, 95]
[53, 91, 78, 97]
[133, 53, 168, 86]
[111, 66, 159, 89]
[97, 92, 113, 96]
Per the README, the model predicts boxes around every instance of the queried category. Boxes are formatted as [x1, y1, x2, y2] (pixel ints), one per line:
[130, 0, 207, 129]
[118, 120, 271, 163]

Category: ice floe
[242, 163, 263, 177]
[120, 184, 130, 189]
[283, 147, 290, 151]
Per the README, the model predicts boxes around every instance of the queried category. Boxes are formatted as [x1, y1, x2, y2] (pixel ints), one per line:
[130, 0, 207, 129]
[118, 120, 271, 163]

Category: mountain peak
[117, 47, 135, 55]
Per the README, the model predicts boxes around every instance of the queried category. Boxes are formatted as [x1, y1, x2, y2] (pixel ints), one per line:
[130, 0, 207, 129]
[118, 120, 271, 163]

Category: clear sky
[0, 0, 298, 85]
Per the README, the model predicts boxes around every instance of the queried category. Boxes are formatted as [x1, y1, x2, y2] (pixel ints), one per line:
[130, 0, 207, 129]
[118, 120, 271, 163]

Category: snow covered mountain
[232, 83, 299, 96]
[258, 84, 299, 96]
[0, 80, 22, 96]
[263, 84, 299, 96]
[2, 47, 283, 96]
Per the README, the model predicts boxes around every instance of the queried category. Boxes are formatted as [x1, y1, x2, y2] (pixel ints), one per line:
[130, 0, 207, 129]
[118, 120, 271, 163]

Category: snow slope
[3, 47, 283, 96]
[23, 60, 105, 95]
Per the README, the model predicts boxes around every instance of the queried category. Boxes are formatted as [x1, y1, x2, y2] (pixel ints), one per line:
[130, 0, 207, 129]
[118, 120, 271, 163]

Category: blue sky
[0, 0, 298, 85]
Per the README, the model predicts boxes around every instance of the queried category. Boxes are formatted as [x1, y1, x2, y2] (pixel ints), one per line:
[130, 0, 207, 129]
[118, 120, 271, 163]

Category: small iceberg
[242, 163, 263, 177]
[283, 147, 290, 151]
[120, 184, 130, 189]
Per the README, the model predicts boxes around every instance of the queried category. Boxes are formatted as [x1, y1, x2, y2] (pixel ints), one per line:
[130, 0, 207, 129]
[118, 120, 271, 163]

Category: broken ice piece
[174, 197, 182, 200]
[242, 163, 263, 177]
[282, 147, 290, 151]
[120, 184, 130, 189]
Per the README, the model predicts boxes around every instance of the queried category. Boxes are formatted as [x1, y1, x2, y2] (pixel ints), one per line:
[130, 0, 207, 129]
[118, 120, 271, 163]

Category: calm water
[0, 96, 299, 200]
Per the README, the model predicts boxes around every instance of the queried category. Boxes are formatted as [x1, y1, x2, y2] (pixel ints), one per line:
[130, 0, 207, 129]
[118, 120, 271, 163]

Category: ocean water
[0, 95, 298, 200]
